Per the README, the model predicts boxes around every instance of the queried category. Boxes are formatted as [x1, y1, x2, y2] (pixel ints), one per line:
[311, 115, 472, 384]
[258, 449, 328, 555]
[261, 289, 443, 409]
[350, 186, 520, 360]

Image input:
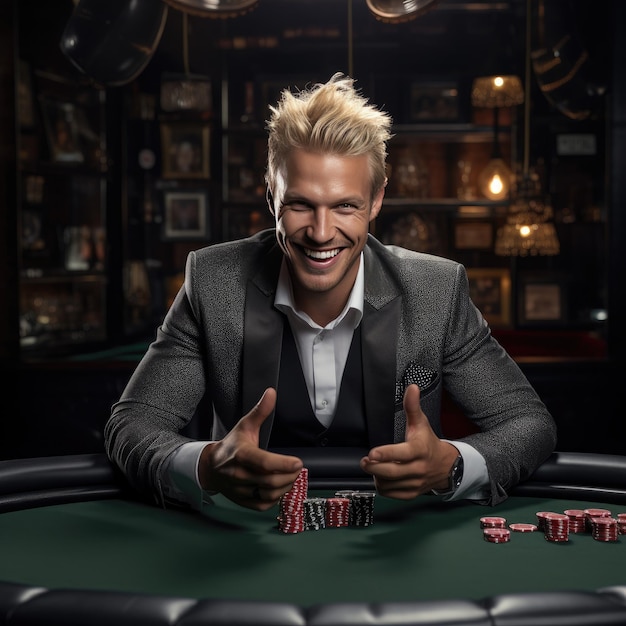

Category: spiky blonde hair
[265, 73, 392, 203]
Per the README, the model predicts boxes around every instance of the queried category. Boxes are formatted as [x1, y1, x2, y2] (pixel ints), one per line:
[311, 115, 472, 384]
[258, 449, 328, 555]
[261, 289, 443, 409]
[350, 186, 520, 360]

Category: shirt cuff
[162, 440, 214, 510]
[441, 440, 490, 502]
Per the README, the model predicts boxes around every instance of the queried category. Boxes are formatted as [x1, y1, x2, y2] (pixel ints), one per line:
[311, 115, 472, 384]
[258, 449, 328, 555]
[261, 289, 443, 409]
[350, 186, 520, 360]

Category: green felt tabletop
[0, 493, 624, 605]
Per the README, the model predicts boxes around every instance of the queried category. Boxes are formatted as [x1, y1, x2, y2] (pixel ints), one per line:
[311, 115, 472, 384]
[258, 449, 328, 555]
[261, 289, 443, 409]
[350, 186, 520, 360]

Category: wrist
[432, 446, 464, 495]
[198, 442, 220, 493]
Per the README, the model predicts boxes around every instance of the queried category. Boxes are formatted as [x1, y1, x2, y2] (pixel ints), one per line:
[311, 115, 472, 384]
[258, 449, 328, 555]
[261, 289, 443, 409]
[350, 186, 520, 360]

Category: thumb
[240, 387, 276, 433]
[403, 384, 429, 440]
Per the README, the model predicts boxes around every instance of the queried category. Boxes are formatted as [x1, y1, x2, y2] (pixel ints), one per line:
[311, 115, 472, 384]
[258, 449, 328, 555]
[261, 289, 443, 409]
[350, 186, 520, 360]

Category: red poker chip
[509, 523, 538, 533]
[584, 508, 612, 518]
[480, 516, 507, 528]
[483, 528, 510, 543]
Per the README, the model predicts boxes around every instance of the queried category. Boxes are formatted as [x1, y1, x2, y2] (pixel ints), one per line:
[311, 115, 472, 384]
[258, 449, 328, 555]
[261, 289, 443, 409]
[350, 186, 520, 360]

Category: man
[105, 73, 556, 513]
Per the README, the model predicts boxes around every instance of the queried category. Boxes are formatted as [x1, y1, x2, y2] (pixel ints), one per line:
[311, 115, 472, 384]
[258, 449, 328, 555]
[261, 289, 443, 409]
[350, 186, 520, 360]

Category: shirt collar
[274, 254, 364, 330]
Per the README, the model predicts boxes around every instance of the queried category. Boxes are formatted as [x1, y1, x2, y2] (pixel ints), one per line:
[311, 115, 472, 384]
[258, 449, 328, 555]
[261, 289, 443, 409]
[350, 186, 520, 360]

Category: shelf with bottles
[19, 274, 107, 353]
[19, 171, 107, 276]
[222, 128, 268, 204]
[385, 123, 513, 205]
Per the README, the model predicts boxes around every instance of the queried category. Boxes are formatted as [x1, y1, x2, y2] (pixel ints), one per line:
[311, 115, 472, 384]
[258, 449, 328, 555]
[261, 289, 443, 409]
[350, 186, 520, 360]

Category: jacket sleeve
[441, 264, 557, 505]
[104, 255, 209, 506]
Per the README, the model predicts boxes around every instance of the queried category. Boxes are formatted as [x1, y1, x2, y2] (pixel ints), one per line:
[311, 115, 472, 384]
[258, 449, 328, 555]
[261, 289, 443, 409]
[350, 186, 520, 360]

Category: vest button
[320, 437, 329, 446]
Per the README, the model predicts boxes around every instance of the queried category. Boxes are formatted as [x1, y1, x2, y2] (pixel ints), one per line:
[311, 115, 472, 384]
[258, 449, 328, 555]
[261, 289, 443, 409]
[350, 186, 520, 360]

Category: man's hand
[198, 388, 303, 511]
[359, 384, 459, 499]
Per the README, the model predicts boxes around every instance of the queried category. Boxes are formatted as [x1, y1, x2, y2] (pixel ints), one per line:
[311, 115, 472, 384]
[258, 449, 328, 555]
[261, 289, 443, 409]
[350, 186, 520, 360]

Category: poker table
[1, 450, 626, 625]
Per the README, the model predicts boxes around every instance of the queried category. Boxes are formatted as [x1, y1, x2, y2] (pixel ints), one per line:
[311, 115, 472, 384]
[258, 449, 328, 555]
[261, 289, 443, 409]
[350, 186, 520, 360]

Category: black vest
[269, 321, 369, 447]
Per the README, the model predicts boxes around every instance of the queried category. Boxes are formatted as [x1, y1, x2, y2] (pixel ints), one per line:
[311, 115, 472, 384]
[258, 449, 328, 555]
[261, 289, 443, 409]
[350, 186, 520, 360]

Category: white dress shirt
[165, 254, 489, 509]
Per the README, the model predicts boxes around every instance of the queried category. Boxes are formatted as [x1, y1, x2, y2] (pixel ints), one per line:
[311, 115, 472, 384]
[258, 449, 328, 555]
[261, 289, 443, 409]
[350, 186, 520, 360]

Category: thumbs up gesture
[198, 387, 303, 511]
[360, 384, 460, 499]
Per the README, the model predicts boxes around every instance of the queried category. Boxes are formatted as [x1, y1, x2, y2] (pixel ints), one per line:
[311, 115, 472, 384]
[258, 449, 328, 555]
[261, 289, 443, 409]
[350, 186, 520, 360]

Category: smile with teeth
[304, 248, 341, 260]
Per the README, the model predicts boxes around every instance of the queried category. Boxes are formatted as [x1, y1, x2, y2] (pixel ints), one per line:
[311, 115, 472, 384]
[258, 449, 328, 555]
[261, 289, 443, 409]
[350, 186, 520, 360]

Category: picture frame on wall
[466, 267, 511, 327]
[518, 273, 567, 326]
[162, 190, 210, 240]
[408, 81, 459, 122]
[40, 98, 89, 164]
[161, 123, 210, 179]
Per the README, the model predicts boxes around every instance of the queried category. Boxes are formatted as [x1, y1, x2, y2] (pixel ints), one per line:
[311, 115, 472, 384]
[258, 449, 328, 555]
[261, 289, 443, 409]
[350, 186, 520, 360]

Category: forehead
[282, 150, 372, 196]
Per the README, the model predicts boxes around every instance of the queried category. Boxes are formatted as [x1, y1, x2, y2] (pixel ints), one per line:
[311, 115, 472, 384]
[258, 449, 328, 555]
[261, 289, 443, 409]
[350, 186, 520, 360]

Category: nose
[306, 206, 334, 243]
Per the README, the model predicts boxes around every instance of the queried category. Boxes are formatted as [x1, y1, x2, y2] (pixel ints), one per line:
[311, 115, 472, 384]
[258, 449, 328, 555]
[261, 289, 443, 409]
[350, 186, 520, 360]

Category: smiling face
[273, 149, 384, 326]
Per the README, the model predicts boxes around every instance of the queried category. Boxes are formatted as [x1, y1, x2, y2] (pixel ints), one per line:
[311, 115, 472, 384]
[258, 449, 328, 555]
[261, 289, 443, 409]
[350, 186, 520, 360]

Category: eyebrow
[282, 193, 365, 206]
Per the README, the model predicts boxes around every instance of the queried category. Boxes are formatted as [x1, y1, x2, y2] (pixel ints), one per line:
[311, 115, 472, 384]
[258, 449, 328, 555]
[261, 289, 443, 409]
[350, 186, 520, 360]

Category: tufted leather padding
[0, 581, 48, 619]
[306, 600, 491, 625]
[178, 599, 306, 625]
[0, 453, 128, 513]
[5, 588, 197, 625]
[3, 584, 626, 626]
[485, 589, 626, 626]
[271, 447, 374, 490]
[510, 452, 626, 504]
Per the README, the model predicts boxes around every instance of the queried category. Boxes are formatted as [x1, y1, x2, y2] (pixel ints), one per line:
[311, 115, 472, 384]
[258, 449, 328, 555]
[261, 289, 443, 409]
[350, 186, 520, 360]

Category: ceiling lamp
[494, 177, 560, 256]
[471, 75, 525, 109]
[163, 0, 258, 18]
[471, 75, 523, 202]
[366, 0, 440, 24]
[495, 0, 559, 257]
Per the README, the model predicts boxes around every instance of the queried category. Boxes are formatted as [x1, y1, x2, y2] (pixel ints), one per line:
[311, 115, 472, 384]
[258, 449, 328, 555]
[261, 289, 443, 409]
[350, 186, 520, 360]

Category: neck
[294, 287, 350, 327]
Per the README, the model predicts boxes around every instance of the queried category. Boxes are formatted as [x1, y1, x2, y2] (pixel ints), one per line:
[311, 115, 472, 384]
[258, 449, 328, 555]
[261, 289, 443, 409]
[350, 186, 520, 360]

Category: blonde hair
[265, 73, 392, 202]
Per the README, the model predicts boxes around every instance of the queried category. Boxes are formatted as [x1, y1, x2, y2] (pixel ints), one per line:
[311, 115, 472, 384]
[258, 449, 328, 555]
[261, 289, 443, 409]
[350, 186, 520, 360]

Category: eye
[334, 202, 358, 214]
[283, 200, 312, 212]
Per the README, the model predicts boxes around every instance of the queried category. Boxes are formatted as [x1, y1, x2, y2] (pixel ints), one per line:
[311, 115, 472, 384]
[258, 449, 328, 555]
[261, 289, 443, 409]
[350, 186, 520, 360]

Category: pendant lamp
[494, 0, 560, 257]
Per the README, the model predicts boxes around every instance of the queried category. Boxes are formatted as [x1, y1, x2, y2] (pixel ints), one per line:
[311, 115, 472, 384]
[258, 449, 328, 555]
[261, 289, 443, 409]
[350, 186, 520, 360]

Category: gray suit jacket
[105, 230, 556, 506]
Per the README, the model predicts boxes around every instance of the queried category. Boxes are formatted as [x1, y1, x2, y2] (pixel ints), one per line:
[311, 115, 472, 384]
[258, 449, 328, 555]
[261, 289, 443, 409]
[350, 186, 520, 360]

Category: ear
[369, 184, 386, 222]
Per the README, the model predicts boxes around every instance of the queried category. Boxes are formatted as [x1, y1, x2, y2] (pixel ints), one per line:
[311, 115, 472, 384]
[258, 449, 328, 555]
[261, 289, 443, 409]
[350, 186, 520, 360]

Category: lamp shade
[366, 0, 440, 23]
[163, 0, 258, 18]
[471, 75, 524, 108]
[495, 195, 560, 256]
[60, 0, 168, 87]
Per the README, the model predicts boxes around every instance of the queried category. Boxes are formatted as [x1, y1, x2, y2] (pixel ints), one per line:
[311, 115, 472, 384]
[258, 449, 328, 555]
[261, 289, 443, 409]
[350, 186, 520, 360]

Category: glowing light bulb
[494, 76, 504, 88]
[519, 225, 532, 237]
[489, 174, 504, 196]
[478, 158, 511, 200]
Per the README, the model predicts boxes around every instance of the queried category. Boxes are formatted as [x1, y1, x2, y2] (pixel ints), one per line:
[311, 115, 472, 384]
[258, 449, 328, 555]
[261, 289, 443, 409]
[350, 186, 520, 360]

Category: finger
[403, 384, 425, 438]
[238, 445, 303, 476]
[361, 441, 416, 466]
[240, 387, 277, 434]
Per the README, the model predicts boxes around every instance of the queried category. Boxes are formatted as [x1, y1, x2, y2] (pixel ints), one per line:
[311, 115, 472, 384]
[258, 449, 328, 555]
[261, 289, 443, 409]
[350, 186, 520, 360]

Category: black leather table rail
[0, 450, 625, 626]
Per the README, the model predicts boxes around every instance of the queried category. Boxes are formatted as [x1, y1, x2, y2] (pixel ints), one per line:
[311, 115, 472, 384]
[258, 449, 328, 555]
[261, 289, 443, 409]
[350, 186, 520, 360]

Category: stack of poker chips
[480, 516, 512, 543]
[303, 498, 326, 531]
[563, 509, 587, 533]
[334, 490, 376, 527]
[482, 506, 625, 545]
[541, 512, 570, 543]
[277, 467, 309, 534]
[277, 470, 376, 534]
[589, 516, 619, 542]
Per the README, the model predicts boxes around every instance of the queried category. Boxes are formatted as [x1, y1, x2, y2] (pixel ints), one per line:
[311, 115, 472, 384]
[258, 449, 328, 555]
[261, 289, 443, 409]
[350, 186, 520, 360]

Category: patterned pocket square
[395, 362, 438, 404]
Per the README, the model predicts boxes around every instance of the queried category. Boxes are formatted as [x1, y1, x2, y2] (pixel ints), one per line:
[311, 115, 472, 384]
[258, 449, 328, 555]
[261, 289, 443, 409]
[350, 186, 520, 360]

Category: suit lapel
[242, 246, 284, 448]
[362, 299, 400, 446]
[362, 241, 401, 447]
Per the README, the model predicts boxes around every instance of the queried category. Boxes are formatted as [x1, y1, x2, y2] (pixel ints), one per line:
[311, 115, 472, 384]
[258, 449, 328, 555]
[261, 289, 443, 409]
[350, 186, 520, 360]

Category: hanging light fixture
[471, 75, 524, 202]
[163, 0, 258, 19]
[160, 13, 212, 112]
[494, 0, 560, 257]
[366, 0, 440, 24]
